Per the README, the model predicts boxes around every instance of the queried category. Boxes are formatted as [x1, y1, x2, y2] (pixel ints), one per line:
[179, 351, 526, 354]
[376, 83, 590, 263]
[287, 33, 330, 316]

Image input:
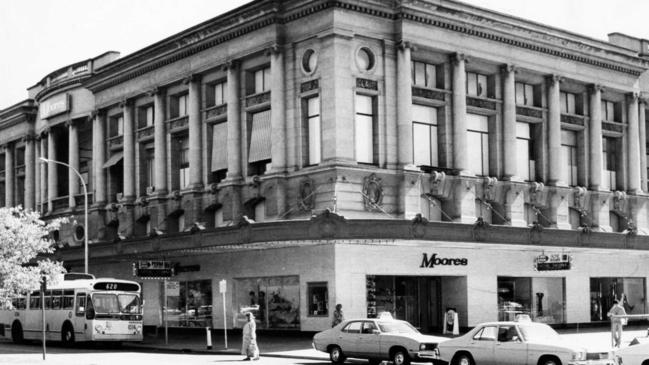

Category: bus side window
[45, 290, 52, 309]
[75, 293, 86, 316]
[63, 290, 74, 309]
[30, 292, 41, 310]
[52, 290, 62, 310]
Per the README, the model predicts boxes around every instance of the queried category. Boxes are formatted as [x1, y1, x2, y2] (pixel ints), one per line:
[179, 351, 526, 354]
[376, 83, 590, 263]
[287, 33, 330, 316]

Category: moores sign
[420, 253, 468, 268]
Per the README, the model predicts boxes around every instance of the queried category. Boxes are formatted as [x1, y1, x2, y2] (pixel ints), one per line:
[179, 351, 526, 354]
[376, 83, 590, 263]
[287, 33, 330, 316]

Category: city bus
[0, 273, 143, 344]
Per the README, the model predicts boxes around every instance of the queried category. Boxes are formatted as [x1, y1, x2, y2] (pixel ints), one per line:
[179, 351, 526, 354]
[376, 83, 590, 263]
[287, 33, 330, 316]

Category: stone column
[47, 130, 57, 212]
[24, 135, 35, 211]
[187, 76, 203, 189]
[4, 144, 14, 207]
[68, 120, 80, 208]
[122, 100, 135, 201]
[589, 84, 603, 190]
[93, 111, 107, 205]
[225, 61, 241, 180]
[40, 135, 47, 212]
[34, 136, 41, 210]
[451, 53, 468, 174]
[270, 45, 286, 172]
[639, 99, 647, 192]
[153, 89, 167, 195]
[627, 92, 641, 193]
[501, 64, 517, 180]
[547, 75, 563, 186]
[396, 41, 413, 168]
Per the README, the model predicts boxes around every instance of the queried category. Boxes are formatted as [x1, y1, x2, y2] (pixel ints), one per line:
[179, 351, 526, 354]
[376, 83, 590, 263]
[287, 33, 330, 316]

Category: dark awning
[102, 151, 123, 168]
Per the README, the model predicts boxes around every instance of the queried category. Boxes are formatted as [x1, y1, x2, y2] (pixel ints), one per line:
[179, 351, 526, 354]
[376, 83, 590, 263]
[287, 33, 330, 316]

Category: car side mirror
[372, 329, 380, 335]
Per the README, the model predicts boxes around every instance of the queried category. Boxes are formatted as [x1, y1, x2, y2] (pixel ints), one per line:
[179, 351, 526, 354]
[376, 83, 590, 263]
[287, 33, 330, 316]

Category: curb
[122, 343, 327, 361]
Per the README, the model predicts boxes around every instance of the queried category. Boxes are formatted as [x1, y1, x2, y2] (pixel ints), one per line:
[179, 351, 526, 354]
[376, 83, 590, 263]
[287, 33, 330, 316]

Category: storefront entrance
[590, 277, 646, 322]
[366, 275, 466, 334]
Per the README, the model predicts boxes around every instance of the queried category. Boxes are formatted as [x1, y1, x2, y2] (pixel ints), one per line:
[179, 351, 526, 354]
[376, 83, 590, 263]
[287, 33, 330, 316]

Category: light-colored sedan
[312, 316, 447, 365]
[437, 320, 614, 365]
[614, 337, 649, 365]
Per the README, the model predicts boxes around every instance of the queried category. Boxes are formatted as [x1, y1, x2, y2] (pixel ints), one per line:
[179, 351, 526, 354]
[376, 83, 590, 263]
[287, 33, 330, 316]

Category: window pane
[560, 93, 567, 114]
[308, 114, 321, 165]
[413, 123, 431, 166]
[516, 122, 530, 139]
[356, 95, 373, 115]
[426, 64, 436, 88]
[477, 74, 488, 97]
[146, 107, 154, 126]
[567, 93, 576, 114]
[467, 113, 488, 132]
[215, 84, 224, 105]
[430, 125, 438, 167]
[516, 139, 530, 181]
[412, 104, 437, 125]
[264, 68, 271, 91]
[524, 84, 534, 106]
[255, 70, 264, 93]
[308, 96, 320, 117]
[414, 62, 425, 86]
[467, 73, 477, 96]
[515, 83, 525, 105]
[355, 114, 373, 163]
[481, 133, 489, 175]
[118, 117, 124, 135]
[467, 131, 483, 175]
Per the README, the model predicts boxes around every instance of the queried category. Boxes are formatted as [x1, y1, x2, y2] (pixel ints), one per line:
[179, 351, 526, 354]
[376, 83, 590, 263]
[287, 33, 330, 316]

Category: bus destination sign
[94, 282, 140, 292]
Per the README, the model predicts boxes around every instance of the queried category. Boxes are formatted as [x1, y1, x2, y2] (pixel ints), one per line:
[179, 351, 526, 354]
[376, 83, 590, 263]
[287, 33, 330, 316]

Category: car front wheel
[329, 345, 346, 364]
[392, 349, 411, 365]
[538, 356, 562, 365]
[451, 352, 475, 365]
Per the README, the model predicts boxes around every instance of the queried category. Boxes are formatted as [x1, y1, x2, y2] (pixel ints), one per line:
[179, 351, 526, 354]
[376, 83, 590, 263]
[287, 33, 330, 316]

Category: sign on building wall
[39, 93, 69, 119]
[165, 281, 180, 296]
[133, 260, 175, 278]
[534, 253, 572, 271]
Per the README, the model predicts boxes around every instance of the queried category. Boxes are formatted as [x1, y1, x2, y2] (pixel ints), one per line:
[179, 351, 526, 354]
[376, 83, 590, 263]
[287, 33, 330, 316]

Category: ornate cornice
[85, 0, 648, 94]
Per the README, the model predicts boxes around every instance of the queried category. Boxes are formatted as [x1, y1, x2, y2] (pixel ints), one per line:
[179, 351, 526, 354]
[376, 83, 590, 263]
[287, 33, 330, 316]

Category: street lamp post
[39, 157, 89, 274]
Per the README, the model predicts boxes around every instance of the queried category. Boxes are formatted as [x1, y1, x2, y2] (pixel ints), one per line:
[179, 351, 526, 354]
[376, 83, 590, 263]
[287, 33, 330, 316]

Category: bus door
[74, 292, 87, 339]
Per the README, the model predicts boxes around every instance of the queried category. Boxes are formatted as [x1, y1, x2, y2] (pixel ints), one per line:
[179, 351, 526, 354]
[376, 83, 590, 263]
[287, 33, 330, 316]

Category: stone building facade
[2, 0, 649, 332]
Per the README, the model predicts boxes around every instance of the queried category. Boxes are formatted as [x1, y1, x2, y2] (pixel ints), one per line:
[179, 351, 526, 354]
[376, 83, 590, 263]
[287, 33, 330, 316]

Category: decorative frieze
[168, 116, 189, 131]
[245, 91, 271, 107]
[467, 96, 496, 110]
[602, 121, 624, 133]
[561, 114, 584, 127]
[516, 106, 543, 119]
[108, 135, 124, 149]
[137, 126, 155, 140]
[300, 79, 319, 93]
[356, 78, 378, 91]
[412, 86, 446, 101]
[205, 104, 227, 120]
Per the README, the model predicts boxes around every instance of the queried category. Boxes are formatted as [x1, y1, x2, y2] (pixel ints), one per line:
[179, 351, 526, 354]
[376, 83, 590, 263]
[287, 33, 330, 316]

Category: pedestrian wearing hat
[241, 312, 260, 360]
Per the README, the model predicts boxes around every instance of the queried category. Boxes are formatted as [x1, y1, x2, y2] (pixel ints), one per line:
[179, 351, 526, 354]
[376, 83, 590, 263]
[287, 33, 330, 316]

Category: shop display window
[497, 277, 565, 324]
[307, 282, 328, 316]
[234, 276, 300, 329]
[590, 277, 645, 322]
[163, 279, 212, 328]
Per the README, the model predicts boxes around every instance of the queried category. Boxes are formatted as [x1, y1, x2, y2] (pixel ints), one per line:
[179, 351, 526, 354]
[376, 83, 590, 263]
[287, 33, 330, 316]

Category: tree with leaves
[0, 207, 66, 307]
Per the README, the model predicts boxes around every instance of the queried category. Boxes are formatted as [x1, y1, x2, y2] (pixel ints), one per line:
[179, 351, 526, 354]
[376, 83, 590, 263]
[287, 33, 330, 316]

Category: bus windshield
[92, 293, 141, 314]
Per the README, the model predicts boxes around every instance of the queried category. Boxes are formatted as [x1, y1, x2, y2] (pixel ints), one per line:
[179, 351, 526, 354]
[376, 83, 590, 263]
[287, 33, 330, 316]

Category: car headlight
[572, 350, 586, 361]
[420, 343, 426, 351]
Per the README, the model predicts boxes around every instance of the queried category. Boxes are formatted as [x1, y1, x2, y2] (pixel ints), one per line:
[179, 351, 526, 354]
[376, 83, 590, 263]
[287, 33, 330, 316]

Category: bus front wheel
[61, 322, 75, 345]
[11, 321, 24, 344]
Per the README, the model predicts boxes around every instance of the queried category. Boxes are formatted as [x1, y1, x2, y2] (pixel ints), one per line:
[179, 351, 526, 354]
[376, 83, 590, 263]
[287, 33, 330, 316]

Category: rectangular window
[170, 94, 188, 119]
[467, 113, 489, 176]
[144, 149, 154, 190]
[75, 293, 86, 316]
[179, 137, 190, 189]
[601, 100, 616, 122]
[109, 115, 124, 137]
[561, 130, 578, 186]
[590, 277, 645, 321]
[207, 81, 227, 108]
[560, 92, 576, 114]
[30, 292, 41, 310]
[137, 106, 154, 129]
[254, 67, 271, 94]
[498, 277, 565, 323]
[234, 276, 300, 329]
[211, 122, 228, 173]
[515, 82, 535, 106]
[412, 104, 438, 167]
[306, 96, 321, 165]
[164, 280, 213, 327]
[602, 137, 617, 191]
[411, 61, 436, 88]
[466, 72, 488, 98]
[307, 282, 328, 316]
[248, 110, 272, 164]
[516, 122, 534, 181]
[355, 94, 375, 164]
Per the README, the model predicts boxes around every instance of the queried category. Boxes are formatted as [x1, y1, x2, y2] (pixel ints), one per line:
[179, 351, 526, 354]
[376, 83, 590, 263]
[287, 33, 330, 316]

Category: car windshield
[378, 321, 420, 334]
[518, 323, 560, 342]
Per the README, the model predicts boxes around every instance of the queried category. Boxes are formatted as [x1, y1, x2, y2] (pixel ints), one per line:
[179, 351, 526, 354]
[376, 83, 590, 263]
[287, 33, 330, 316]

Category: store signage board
[40, 93, 69, 119]
[535, 253, 571, 271]
[133, 260, 174, 278]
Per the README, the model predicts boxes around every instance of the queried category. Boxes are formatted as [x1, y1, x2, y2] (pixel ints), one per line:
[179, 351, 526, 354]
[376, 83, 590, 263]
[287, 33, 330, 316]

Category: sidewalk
[124, 325, 649, 359]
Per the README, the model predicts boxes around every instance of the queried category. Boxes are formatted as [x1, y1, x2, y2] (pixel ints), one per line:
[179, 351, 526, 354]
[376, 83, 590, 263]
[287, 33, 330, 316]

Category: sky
[2, 0, 649, 110]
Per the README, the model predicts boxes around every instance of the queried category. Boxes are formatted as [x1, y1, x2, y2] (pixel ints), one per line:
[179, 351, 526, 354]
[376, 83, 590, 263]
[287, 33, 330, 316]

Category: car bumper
[568, 360, 615, 365]
[413, 351, 442, 362]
